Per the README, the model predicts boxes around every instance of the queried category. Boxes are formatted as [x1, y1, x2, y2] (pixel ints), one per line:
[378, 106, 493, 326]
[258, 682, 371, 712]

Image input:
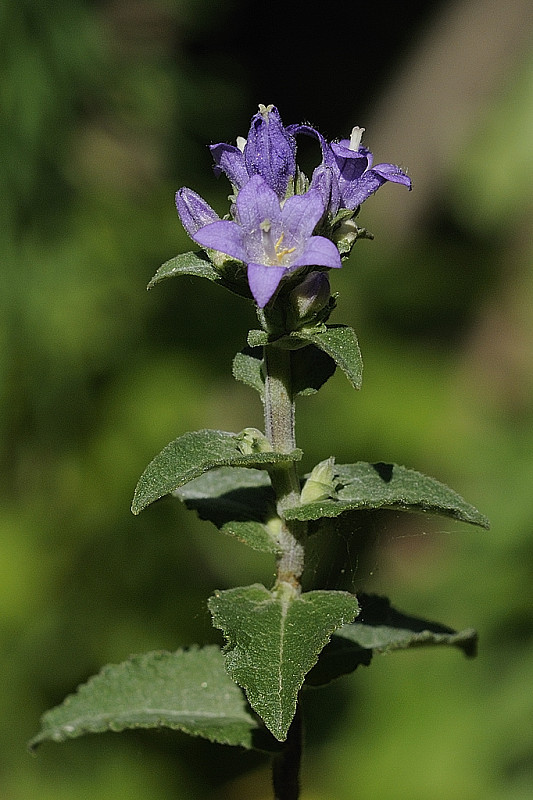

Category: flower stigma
[258, 103, 275, 118]
[349, 126, 365, 151]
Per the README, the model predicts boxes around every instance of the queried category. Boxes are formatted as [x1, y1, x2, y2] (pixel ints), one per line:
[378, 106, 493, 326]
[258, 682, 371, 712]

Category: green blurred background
[2, 0, 533, 797]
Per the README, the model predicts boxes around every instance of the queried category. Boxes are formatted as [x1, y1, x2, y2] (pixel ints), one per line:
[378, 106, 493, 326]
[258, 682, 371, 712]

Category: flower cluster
[176, 105, 411, 309]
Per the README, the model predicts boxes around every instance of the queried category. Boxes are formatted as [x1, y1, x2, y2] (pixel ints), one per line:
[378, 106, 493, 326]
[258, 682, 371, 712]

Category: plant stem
[272, 705, 303, 800]
[263, 343, 305, 799]
[263, 345, 299, 490]
[263, 344, 305, 583]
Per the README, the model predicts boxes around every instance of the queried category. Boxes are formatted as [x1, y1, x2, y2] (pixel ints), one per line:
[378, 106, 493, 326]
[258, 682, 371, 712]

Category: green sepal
[30, 646, 278, 752]
[132, 430, 302, 515]
[285, 461, 490, 529]
[208, 582, 358, 740]
[147, 251, 251, 299]
[232, 345, 336, 400]
[175, 466, 281, 554]
[306, 593, 478, 686]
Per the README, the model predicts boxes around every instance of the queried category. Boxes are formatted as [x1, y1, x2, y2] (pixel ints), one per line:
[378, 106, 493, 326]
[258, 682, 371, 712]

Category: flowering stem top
[176, 104, 411, 311]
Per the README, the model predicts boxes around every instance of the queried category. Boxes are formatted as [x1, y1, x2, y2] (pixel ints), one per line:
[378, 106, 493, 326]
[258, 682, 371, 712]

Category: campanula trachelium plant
[32, 105, 488, 800]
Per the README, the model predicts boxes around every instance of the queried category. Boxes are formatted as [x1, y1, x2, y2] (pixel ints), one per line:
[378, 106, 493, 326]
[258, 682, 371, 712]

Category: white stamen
[349, 126, 365, 151]
[236, 136, 246, 152]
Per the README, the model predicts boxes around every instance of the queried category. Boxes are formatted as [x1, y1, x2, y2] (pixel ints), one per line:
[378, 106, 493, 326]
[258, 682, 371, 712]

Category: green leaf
[147, 251, 251, 299]
[247, 329, 269, 348]
[232, 347, 265, 399]
[176, 467, 282, 554]
[293, 325, 363, 390]
[147, 251, 221, 290]
[245, 325, 361, 390]
[132, 430, 302, 515]
[232, 345, 336, 400]
[209, 583, 358, 740]
[306, 593, 477, 686]
[335, 593, 478, 657]
[30, 646, 276, 751]
[285, 461, 490, 529]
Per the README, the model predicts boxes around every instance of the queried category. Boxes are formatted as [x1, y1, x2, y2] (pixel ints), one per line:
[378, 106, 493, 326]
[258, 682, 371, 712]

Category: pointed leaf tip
[132, 429, 302, 515]
[209, 584, 358, 740]
[30, 646, 275, 751]
[286, 461, 489, 529]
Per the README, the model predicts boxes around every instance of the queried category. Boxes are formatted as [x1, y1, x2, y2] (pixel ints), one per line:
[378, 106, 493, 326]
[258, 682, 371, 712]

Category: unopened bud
[235, 428, 273, 455]
[300, 457, 336, 504]
[288, 272, 331, 328]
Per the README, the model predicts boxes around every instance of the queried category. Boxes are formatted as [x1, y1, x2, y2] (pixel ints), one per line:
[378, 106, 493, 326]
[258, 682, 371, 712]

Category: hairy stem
[263, 343, 305, 799]
[263, 345, 300, 503]
[263, 344, 305, 582]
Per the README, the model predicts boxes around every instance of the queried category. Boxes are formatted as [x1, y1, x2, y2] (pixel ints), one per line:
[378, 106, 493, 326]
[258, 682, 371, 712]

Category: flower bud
[288, 272, 331, 329]
[300, 457, 336, 504]
[236, 428, 273, 455]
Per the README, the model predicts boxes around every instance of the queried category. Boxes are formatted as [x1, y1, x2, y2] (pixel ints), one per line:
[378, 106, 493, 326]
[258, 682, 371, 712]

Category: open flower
[179, 175, 341, 307]
[209, 104, 296, 200]
[326, 127, 411, 211]
[289, 123, 411, 214]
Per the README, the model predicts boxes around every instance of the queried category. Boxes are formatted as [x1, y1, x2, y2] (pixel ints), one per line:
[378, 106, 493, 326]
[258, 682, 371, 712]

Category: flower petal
[176, 188, 220, 238]
[370, 163, 412, 189]
[247, 262, 287, 307]
[280, 189, 326, 246]
[244, 106, 296, 198]
[331, 142, 370, 183]
[193, 219, 247, 262]
[292, 236, 342, 270]
[235, 175, 281, 234]
[209, 143, 249, 190]
[342, 166, 411, 208]
[310, 164, 341, 217]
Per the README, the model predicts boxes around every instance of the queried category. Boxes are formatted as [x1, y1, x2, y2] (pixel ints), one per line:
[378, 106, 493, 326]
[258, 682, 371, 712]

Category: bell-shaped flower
[290, 122, 411, 214]
[186, 175, 342, 307]
[328, 127, 411, 210]
[209, 105, 296, 200]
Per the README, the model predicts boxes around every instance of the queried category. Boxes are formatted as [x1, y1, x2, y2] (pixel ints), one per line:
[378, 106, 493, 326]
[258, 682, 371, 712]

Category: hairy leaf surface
[285, 461, 489, 529]
[132, 430, 302, 515]
[293, 325, 363, 389]
[147, 251, 250, 298]
[176, 467, 281, 553]
[306, 594, 478, 685]
[209, 583, 358, 740]
[30, 646, 274, 750]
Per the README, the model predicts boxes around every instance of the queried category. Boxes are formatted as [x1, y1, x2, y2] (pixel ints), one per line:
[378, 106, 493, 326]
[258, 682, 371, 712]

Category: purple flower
[328, 127, 411, 210]
[289, 123, 411, 214]
[175, 187, 220, 238]
[209, 104, 296, 199]
[179, 174, 341, 307]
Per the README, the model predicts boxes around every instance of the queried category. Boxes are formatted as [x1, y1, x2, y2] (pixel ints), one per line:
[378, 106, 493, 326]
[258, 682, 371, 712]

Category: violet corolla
[175, 105, 411, 309]
[210, 104, 296, 200]
[178, 175, 341, 308]
[327, 126, 412, 212]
